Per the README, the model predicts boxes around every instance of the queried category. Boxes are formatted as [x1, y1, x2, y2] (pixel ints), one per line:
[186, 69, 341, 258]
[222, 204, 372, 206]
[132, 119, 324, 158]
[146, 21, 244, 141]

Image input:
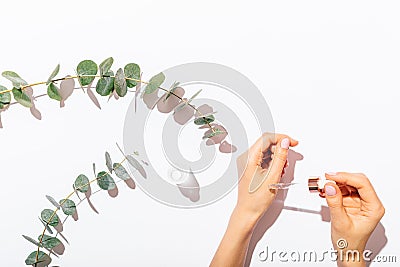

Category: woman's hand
[210, 132, 298, 267]
[235, 132, 298, 224]
[323, 172, 385, 266]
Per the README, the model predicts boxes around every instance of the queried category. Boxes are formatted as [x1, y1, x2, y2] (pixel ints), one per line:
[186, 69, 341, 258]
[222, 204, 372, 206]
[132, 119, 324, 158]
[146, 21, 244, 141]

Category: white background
[0, 0, 399, 266]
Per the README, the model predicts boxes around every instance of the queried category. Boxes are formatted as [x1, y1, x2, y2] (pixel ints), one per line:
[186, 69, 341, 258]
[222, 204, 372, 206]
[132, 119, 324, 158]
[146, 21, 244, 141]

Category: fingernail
[325, 185, 337, 196]
[281, 138, 290, 149]
[326, 172, 337, 176]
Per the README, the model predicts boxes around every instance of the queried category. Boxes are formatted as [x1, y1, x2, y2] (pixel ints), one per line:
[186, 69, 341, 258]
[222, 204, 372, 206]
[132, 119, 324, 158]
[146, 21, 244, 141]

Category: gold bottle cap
[308, 177, 320, 193]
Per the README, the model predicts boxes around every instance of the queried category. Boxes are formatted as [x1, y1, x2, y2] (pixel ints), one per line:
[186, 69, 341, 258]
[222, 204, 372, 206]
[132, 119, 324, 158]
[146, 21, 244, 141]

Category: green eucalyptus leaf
[92, 163, 96, 176]
[97, 171, 116, 190]
[76, 60, 98, 86]
[105, 152, 113, 173]
[202, 128, 226, 139]
[99, 57, 114, 77]
[74, 174, 89, 193]
[0, 85, 11, 109]
[45, 195, 60, 208]
[164, 81, 180, 101]
[22, 235, 42, 247]
[47, 83, 61, 101]
[194, 114, 215, 125]
[40, 209, 59, 227]
[113, 163, 130, 180]
[174, 89, 201, 114]
[25, 251, 52, 266]
[173, 101, 188, 114]
[124, 63, 140, 88]
[114, 68, 127, 97]
[46, 64, 60, 85]
[12, 88, 32, 108]
[59, 199, 76, 216]
[189, 89, 202, 101]
[126, 155, 147, 178]
[95, 70, 114, 96]
[2, 71, 27, 88]
[145, 72, 165, 94]
[38, 234, 61, 249]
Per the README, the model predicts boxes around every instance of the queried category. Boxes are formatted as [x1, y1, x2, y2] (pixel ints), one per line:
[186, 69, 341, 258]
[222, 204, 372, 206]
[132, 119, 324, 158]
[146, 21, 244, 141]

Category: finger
[324, 182, 347, 221]
[248, 133, 298, 166]
[267, 138, 290, 183]
[325, 172, 382, 208]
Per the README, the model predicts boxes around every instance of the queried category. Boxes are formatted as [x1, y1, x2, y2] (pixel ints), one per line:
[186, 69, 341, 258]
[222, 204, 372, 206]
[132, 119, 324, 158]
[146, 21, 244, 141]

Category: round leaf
[145, 72, 165, 94]
[194, 114, 215, 125]
[114, 68, 127, 97]
[202, 128, 226, 139]
[46, 64, 60, 85]
[76, 60, 98, 86]
[25, 251, 52, 266]
[0, 85, 11, 109]
[47, 83, 61, 101]
[124, 63, 140, 88]
[40, 209, 59, 227]
[74, 174, 89, 193]
[38, 234, 61, 249]
[97, 171, 116, 190]
[59, 199, 76, 216]
[113, 163, 131, 180]
[25, 252, 52, 266]
[12, 88, 32, 108]
[99, 57, 114, 77]
[95, 71, 114, 96]
[2, 71, 27, 88]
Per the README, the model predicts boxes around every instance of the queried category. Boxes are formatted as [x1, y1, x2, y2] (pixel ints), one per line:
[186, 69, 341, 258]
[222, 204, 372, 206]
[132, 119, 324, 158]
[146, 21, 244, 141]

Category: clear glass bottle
[268, 176, 357, 197]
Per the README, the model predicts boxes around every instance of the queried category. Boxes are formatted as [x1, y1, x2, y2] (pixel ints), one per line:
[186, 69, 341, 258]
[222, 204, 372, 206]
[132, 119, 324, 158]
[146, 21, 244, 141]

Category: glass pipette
[268, 182, 299, 190]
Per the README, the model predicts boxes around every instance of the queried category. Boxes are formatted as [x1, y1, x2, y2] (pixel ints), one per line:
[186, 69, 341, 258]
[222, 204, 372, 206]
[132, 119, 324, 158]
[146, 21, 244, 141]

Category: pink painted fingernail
[326, 172, 337, 176]
[281, 138, 290, 149]
[325, 185, 337, 196]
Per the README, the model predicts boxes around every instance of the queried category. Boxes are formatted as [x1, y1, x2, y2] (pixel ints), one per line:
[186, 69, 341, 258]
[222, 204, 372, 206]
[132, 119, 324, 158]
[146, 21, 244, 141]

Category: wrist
[337, 258, 366, 267]
[336, 247, 366, 267]
[230, 206, 261, 232]
[334, 243, 367, 267]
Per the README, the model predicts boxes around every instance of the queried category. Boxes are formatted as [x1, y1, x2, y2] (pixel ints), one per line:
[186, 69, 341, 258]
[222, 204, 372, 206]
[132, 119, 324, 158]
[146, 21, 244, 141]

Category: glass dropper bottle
[269, 176, 356, 196]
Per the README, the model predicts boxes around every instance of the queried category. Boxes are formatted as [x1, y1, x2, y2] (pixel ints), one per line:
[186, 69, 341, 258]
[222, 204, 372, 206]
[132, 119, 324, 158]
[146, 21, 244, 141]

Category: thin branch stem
[0, 74, 215, 132]
[9, 73, 219, 262]
[36, 157, 127, 261]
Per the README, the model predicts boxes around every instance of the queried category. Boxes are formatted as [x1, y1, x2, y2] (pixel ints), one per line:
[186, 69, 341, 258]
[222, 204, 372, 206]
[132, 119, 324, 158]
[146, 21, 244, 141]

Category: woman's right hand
[323, 172, 385, 266]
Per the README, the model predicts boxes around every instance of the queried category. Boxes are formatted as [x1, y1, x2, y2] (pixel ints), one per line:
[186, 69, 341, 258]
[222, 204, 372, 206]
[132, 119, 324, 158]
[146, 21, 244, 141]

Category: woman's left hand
[235, 132, 298, 223]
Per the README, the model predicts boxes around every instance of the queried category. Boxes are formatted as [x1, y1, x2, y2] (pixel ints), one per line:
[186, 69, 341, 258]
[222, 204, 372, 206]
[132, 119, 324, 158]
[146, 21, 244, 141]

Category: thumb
[268, 138, 290, 183]
[324, 182, 346, 220]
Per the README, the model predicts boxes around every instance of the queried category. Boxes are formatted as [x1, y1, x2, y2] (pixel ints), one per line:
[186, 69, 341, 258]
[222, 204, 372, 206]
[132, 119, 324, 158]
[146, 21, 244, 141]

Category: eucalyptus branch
[13, 58, 236, 266]
[36, 158, 128, 261]
[0, 74, 215, 131]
